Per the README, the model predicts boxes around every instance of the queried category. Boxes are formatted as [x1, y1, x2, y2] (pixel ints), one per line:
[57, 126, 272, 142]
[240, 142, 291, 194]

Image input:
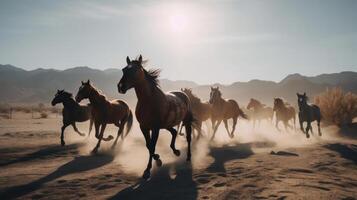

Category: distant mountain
[0, 64, 356, 107]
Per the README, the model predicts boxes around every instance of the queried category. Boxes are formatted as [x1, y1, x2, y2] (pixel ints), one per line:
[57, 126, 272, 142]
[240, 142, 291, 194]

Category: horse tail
[239, 107, 248, 120]
[124, 110, 133, 137]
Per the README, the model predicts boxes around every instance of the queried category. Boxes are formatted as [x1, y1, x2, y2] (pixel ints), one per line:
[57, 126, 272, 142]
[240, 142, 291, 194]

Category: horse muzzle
[117, 83, 127, 94]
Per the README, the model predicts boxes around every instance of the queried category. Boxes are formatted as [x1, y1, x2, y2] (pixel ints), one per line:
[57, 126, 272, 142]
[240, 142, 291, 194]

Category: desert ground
[0, 112, 356, 200]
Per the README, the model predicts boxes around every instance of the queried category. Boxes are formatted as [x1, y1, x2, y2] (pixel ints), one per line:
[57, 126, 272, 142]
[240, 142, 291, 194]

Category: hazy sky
[0, 0, 356, 84]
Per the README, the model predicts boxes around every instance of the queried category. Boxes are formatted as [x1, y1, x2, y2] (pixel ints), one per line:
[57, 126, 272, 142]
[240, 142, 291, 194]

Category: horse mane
[62, 91, 73, 98]
[187, 91, 202, 104]
[143, 68, 161, 87]
[90, 85, 107, 102]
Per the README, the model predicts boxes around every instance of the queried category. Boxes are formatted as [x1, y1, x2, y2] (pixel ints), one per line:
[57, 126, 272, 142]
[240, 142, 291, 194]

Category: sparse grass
[314, 87, 357, 126]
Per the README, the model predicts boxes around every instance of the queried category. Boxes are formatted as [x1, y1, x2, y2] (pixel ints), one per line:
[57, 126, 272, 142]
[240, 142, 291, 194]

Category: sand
[0, 112, 356, 200]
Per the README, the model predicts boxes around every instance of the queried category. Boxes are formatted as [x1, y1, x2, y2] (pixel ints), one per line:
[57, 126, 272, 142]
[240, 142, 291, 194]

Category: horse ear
[303, 92, 306, 96]
[81, 81, 84, 85]
[57, 89, 60, 93]
[126, 56, 131, 64]
[138, 55, 142, 63]
[87, 79, 90, 84]
[296, 93, 299, 96]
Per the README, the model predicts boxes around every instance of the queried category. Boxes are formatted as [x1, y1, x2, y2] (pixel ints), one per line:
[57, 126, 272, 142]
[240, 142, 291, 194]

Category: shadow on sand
[109, 142, 256, 200]
[207, 143, 255, 173]
[0, 143, 84, 167]
[324, 143, 357, 164]
[108, 159, 197, 200]
[0, 153, 114, 199]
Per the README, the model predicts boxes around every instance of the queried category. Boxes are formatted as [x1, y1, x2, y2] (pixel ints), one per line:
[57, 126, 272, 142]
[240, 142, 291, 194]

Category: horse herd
[51, 55, 322, 179]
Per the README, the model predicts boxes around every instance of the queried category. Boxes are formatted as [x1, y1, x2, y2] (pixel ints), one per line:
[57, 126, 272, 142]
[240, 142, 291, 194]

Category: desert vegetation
[0, 103, 60, 119]
[314, 87, 357, 126]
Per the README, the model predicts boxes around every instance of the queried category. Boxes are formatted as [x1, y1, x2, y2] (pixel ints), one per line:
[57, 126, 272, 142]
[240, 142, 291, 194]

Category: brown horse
[51, 90, 93, 146]
[209, 86, 247, 140]
[117, 55, 193, 179]
[180, 88, 212, 139]
[273, 98, 296, 131]
[75, 80, 133, 153]
[247, 98, 273, 128]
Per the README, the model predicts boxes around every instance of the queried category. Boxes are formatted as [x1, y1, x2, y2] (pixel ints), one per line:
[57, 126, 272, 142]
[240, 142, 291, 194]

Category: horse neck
[63, 97, 79, 109]
[212, 96, 225, 107]
[134, 79, 165, 104]
[88, 88, 107, 106]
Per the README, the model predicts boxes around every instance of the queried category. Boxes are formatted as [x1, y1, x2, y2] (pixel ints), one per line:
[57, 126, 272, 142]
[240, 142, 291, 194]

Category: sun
[169, 13, 188, 33]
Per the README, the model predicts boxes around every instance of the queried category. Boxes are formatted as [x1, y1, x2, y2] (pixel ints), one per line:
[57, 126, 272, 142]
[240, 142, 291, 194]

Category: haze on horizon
[0, 0, 356, 84]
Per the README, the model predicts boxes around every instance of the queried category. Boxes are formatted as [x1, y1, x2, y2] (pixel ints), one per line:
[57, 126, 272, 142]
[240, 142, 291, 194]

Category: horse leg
[92, 123, 106, 154]
[231, 116, 238, 138]
[299, 118, 304, 133]
[223, 119, 230, 137]
[140, 126, 152, 180]
[178, 123, 184, 136]
[151, 128, 162, 166]
[60, 124, 68, 146]
[94, 121, 100, 139]
[305, 122, 310, 139]
[318, 120, 322, 136]
[72, 123, 85, 136]
[284, 121, 289, 132]
[210, 120, 222, 141]
[112, 121, 125, 149]
[167, 127, 180, 156]
[87, 119, 93, 138]
[275, 119, 281, 132]
[196, 121, 203, 140]
[185, 123, 192, 161]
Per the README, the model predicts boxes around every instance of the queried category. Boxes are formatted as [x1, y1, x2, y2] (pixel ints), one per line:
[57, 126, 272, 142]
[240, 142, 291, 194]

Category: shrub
[314, 87, 357, 126]
[40, 112, 48, 119]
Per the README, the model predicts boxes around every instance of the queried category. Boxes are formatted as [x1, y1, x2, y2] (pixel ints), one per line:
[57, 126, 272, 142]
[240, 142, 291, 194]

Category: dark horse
[117, 55, 193, 179]
[247, 98, 273, 128]
[209, 86, 247, 140]
[297, 93, 322, 138]
[75, 80, 133, 153]
[51, 90, 93, 146]
[273, 98, 296, 131]
[180, 88, 212, 139]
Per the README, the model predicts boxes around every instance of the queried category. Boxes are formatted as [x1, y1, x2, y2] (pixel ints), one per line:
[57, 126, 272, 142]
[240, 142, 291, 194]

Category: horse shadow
[324, 143, 357, 164]
[108, 158, 197, 200]
[0, 153, 114, 199]
[206, 143, 254, 173]
[0, 143, 84, 167]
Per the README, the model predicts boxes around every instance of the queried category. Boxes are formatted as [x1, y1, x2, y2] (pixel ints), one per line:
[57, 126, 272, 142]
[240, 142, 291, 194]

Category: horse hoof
[156, 159, 162, 167]
[173, 150, 181, 157]
[108, 135, 114, 141]
[186, 157, 191, 162]
[61, 141, 65, 146]
[142, 170, 151, 180]
[153, 154, 160, 160]
[179, 133, 184, 136]
[306, 134, 310, 139]
[91, 148, 98, 155]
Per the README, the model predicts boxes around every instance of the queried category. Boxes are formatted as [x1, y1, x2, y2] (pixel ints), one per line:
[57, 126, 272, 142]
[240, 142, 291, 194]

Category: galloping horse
[51, 90, 93, 146]
[209, 86, 247, 140]
[117, 55, 193, 179]
[180, 88, 211, 138]
[247, 98, 273, 127]
[75, 80, 133, 153]
[297, 93, 322, 138]
[273, 98, 296, 131]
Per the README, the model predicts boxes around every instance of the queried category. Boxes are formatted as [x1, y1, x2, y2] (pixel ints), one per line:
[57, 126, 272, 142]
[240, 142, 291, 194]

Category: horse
[247, 98, 273, 128]
[51, 90, 93, 146]
[273, 98, 296, 131]
[75, 80, 133, 153]
[297, 92, 322, 138]
[209, 86, 247, 140]
[117, 55, 193, 179]
[180, 88, 212, 139]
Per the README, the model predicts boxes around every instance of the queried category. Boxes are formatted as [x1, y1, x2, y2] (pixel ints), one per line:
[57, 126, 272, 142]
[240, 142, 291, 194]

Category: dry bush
[314, 87, 357, 126]
[40, 112, 48, 119]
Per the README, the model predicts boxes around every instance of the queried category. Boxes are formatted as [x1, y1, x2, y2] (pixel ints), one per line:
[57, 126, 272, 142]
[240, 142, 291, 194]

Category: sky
[0, 0, 356, 84]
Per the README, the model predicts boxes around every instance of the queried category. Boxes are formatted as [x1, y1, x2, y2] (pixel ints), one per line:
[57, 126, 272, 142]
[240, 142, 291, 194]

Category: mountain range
[0, 64, 356, 107]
